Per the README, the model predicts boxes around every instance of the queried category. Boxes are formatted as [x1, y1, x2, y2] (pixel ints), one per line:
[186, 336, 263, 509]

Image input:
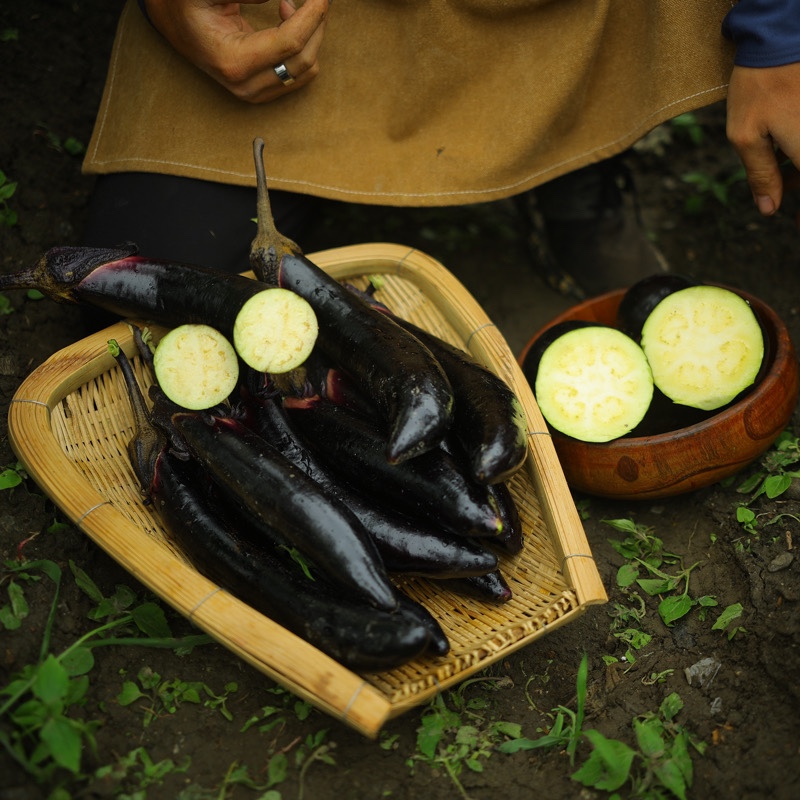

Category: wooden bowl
[518, 287, 799, 500]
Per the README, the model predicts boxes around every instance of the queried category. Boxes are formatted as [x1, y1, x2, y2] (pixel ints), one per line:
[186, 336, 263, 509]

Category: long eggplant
[440, 570, 513, 603]
[240, 376, 499, 578]
[248, 138, 454, 464]
[0, 244, 273, 336]
[284, 396, 504, 539]
[343, 281, 528, 485]
[388, 318, 527, 484]
[168, 410, 399, 612]
[110, 341, 435, 671]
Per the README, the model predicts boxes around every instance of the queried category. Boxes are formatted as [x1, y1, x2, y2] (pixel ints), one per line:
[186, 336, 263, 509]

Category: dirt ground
[2, 3, 800, 799]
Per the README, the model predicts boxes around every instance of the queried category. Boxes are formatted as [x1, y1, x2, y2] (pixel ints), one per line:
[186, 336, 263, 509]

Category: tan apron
[83, 0, 735, 206]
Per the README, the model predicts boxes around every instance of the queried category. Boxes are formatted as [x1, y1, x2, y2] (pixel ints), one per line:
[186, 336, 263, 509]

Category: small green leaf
[658, 594, 694, 626]
[69, 560, 104, 604]
[633, 717, 665, 758]
[493, 720, 522, 738]
[33, 654, 70, 707]
[266, 752, 288, 787]
[572, 729, 635, 791]
[60, 646, 94, 677]
[117, 680, 145, 706]
[132, 601, 172, 638]
[736, 506, 756, 524]
[712, 602, 744, 632]
[654, 757, 689, 800]
[0, 468, 23, 489]
[659, 692, 684, 721]
[616, 563, 639, 588]
[40, 716, 82, 773]
[637, 577, 674, 596]
[764, 474, 792, 499]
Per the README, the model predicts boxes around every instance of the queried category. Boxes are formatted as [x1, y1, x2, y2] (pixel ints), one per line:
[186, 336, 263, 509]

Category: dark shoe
[515, 154, 669, 300]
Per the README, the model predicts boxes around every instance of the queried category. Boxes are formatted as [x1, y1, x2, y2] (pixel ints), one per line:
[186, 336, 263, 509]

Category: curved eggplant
[385, 316, 527, 485]
[170, 411, 399, 612]
[155, 454, 434, 671]
[110, 341, 433, 671]
[248, 138, 453, 464]
[284, 396, 504, 539]
[488, 480, 524, 555]
[241, 378, 499, 579]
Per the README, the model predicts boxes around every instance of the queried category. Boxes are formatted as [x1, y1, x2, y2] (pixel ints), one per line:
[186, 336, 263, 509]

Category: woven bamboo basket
[8, 243, 607, 738]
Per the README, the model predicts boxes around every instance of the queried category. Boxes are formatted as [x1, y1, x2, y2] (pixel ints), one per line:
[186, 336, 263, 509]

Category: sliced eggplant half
[616, 273, 700, 340]
[640, 285, 764, 411]
[529, 322, 654, 443]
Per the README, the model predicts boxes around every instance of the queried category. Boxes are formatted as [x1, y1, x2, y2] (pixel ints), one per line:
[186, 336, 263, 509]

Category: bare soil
[2, 3, 800, 799]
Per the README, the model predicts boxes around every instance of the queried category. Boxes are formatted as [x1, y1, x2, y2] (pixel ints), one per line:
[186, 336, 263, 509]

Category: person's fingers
[210, 0, 329, 102]
[726, 63, 800, 216]
[222, 18, 328, 102]
[732, 136, 783, 216]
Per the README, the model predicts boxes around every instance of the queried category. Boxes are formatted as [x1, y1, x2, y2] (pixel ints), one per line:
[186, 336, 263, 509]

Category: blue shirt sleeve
[722, 0, 800, 67]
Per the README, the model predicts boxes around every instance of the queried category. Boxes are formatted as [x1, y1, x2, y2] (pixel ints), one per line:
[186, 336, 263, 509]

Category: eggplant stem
[108, 338, 166, 491]
[249, 137, 303, 284]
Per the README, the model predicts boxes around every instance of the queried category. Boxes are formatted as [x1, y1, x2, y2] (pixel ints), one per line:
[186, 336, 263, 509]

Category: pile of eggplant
[1, 139, 530, 672]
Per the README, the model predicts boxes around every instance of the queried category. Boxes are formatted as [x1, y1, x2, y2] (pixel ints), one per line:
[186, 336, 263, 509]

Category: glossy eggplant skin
[242, 382, 499, 579]
[0, 245, 270, 338]
[284, 397, 503, 539]
[246, 138, 452, 464]
[390, 317, 528, 485]
[170, 411, 399, 612]
[439, 570, 513, 603]
[488, 480, 524, 555]
[260, 253, 454, 464]
[154, 455, 435, 671]
[111, 342, 434, 671]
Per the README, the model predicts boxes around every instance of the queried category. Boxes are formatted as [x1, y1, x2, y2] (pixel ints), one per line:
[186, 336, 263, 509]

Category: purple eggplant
[440, 570, 513, 603]
[248, 138, 454, 464]
[240, 376, 499, 579]
[110, 340, 436, 671]
[168, 410, 399, 612]
[342, 281, 528, 486]
[283, 395, 504, 539]
[0, 244, 277, 340]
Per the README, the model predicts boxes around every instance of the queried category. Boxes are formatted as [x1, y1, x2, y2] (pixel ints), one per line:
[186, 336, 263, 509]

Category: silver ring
[273, 62, 295, 86]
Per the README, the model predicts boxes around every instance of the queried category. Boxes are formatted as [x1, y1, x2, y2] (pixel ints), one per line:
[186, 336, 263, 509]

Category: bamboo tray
[8, 243, 607, 738]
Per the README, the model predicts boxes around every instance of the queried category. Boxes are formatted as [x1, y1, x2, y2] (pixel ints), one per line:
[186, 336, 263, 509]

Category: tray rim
[7, 242, 606, 737]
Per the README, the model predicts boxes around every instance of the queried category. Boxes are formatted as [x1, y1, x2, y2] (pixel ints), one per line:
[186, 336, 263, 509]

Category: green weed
[0, 169, 17, 227]
[34, 124, 85, 157]
[604, 518, 716, 630]
[670, 112, 705, 146]
[408, 677, 518, 799]
[0, 558, 211, 794]
[680, 165, 747, 214]
[574, 692, 704, 799]
[501, 655, 706, 799]
[499, 654, 588, 765]
[735, 431, 800, 535]
[117, 666, 238, 726]
[0, 463, 29, 490]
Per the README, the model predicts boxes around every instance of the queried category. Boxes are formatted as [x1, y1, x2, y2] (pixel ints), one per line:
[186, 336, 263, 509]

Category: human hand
[726, 62, 800, 218]
[142, 0, 330, 103]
